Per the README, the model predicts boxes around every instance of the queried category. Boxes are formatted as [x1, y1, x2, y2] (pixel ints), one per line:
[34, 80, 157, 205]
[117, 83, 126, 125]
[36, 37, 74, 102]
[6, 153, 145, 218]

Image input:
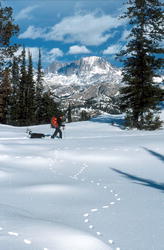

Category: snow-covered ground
[0, 114, 164, 250]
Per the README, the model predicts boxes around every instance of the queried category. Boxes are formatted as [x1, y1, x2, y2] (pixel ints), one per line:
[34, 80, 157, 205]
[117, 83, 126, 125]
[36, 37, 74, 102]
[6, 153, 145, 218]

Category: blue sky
[3, 0, 129, 68]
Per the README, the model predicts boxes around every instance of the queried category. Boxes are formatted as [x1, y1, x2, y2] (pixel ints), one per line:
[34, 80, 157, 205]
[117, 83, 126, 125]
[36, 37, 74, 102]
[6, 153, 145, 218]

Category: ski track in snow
[47, 154, 122, 250]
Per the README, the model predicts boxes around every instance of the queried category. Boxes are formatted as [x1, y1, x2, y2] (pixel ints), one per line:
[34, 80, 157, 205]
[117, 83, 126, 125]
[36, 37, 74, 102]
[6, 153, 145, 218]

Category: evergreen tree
[37, 48, 44, 85]
[18, 47, 27, 125]
[67, 103, 72, 123]
[26, 51, 35, 125]
[10, 56, 20, 125]
[35, 49, 60, 124]
[0, 68, 11, 123]
[80, 110, 90, 121]
[0, 4, 19, 124]
[41, 90, 59, 124]
[35, 48, 44, 123]
[117, 0, 163, 130]
[0, 5, 19, 75]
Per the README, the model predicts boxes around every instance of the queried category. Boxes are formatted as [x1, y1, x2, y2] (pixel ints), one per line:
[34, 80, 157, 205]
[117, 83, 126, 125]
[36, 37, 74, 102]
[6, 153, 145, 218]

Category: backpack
[51, 117, 58, 128]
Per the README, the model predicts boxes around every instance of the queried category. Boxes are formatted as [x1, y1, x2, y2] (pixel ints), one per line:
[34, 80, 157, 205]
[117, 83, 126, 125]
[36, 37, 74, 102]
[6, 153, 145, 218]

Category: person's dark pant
[51, 127, 62, 139]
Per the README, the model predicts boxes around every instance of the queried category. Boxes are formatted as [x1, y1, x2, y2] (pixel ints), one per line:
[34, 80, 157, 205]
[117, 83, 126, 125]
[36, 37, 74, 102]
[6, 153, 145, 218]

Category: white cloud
[14, 47, 64, 64]
[47, 48, 64, 62]
[46, 13, 124, 45]
[68, 45, 91, 54]
[15, 5, 38, 21]
[19, 26, 47, 39]
[19, 12, 125, 46]
[49, 48, 63, 57]
[103, 44, 121, 55]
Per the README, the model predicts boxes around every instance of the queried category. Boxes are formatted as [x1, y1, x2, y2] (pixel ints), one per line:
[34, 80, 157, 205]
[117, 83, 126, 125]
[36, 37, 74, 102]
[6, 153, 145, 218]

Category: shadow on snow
[90, 115, 125, 128]
[111, 168, 164, 192]
[143, 147, 164, 162]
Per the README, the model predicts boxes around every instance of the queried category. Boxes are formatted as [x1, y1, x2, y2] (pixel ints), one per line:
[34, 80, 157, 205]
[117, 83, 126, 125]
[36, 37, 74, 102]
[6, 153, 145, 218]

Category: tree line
[0, 1, 163, 129]
[0, 47, 59, 126]
[0, 6, 58, 126]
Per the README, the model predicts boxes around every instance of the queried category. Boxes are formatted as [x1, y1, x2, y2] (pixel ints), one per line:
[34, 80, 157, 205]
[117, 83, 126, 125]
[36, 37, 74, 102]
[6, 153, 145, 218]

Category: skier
[51, 115, 65, 139]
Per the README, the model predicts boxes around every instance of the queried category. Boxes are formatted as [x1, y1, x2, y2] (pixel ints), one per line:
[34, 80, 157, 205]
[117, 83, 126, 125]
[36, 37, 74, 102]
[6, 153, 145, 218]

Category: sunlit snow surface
[0, 114, 164, 250]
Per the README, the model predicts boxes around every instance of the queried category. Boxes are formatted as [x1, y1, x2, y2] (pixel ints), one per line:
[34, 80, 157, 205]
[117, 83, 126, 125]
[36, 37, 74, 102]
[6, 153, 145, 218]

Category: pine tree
[35, 48, 44, 123]
[0, 68, 11, 123]
[41, 90, 59, 124]
[35, 49, 60, 124]
[26, 51, 35, 125]
[0, 5, 19, 74]
[117, 0, 164, 130]
[37, 48, 44, 85]
[18, 47, 27, 125]
[0, 4, 19, 124]
[10, 56, 20, 125]
[67, 103, 72, 123]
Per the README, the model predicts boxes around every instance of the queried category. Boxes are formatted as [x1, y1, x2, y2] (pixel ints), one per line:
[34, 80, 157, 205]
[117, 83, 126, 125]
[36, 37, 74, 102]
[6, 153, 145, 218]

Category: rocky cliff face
[44, 56, 123, 118]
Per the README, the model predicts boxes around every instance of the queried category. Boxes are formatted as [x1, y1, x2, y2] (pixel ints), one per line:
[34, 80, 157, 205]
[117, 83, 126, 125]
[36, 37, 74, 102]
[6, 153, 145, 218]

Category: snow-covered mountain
[44, 56, 122, 116]
[44, 56, 122, 98]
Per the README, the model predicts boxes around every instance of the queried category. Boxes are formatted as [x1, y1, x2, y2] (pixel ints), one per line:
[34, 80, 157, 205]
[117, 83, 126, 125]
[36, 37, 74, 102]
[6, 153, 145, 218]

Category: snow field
[0, 114, 164, 250]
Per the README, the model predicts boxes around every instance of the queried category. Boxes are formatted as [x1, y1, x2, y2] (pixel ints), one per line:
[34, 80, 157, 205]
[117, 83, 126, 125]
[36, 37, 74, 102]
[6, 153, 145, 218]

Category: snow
[43, 56, 122, 88]
[0, 113, 164, 250]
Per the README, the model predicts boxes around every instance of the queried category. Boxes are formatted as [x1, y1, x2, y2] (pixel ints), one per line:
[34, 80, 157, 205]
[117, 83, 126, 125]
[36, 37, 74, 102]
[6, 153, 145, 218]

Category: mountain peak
[80, 56, 103, 64]
[44, 56, 122, 88]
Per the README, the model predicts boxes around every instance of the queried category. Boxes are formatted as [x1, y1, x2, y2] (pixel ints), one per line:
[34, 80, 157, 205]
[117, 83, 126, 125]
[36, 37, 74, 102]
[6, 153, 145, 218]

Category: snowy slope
[0, 115, 164, 250]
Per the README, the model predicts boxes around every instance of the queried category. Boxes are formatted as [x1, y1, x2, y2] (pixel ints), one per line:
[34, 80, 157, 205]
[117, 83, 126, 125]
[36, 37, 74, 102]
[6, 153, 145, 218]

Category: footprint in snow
[8, 231, 19, 236]
[102, 205, 109, 209]
[24, 239, 32, 244]
[1, 226, 50, 250]
[83, 213, 89, 217]
[91, 208, 98, 212]
[110, 202, 115, 205]
[69, 163, 121, 249]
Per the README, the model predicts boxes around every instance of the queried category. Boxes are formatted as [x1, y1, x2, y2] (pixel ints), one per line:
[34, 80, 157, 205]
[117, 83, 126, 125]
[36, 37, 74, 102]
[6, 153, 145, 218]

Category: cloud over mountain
[19, 12, 125, 46]
[68, 45, 91, 54]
